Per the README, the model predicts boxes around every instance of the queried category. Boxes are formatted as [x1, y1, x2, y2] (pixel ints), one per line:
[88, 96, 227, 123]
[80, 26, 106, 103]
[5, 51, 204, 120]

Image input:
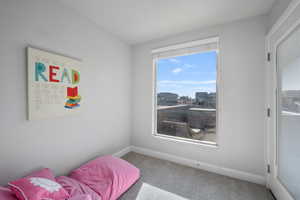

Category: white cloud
[158, 83, 183, 88]
[193, 86, 216, 92]
[172, 68, 183, 74]
[169, 58, 180, 63]
[183, 64, 194, 68]
[159, 80, 216, 85]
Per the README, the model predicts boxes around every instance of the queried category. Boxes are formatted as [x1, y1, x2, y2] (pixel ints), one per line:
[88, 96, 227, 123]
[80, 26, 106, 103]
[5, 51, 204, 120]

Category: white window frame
[151, 37, 220, 147]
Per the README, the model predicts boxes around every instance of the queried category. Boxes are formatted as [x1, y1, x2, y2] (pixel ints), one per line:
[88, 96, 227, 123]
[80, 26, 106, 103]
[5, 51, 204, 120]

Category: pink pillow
[8, 168, 69, 200]
[70, 156, 140, 200]
[56, 176, 101, 200]
[0, 187, 18, 200]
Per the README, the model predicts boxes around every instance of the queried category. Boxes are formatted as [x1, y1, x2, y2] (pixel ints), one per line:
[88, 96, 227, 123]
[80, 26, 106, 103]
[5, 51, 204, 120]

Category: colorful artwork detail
[65, 87, 81, 109]
[72, 70, 80, 84]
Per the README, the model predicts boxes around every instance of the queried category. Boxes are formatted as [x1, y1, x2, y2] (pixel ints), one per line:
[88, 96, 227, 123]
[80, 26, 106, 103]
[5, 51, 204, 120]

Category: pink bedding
[0, 185, 92, 200]
[68, 194, 92, 200]
[8, 168, 69, 200]
[0, 187, 17, 200]
[56, 176, 101, 200]
[70, 156, 140, 200]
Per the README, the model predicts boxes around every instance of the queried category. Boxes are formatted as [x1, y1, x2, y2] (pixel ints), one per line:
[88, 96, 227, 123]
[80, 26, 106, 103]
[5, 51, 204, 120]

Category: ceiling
[60, 0, 275, 44]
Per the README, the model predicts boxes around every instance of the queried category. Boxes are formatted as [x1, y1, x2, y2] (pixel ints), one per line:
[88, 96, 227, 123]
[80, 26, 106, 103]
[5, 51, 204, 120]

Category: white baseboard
[113, 146, 132, 158]
[130, 146, 266, 185]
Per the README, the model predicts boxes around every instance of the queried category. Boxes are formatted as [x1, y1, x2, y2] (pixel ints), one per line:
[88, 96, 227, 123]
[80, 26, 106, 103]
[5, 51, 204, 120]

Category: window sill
[153, 133, 218, 149]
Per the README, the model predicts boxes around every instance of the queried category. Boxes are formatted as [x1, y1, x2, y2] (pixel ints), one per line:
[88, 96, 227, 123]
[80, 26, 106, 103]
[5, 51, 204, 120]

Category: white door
[266, 1, 300, 200]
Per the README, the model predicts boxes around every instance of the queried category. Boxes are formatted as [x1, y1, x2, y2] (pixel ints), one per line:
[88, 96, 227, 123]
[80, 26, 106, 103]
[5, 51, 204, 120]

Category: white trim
[131, 146, 266, 185]
[112, 146, 132, 158]
[151, 37, 219, 54]
[265, 35, 271, 189]
[152, 133, 218, 148]
[152, 56, 158, 145]
[267, 0, 300, 38]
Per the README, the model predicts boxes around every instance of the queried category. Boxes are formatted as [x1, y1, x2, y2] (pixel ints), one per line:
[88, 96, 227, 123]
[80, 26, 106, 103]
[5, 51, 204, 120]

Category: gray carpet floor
[119, 152, 274, 200]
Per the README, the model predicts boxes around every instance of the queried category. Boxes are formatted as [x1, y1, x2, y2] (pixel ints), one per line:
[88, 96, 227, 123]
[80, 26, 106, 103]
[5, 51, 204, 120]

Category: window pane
[156, 51, 217, 143]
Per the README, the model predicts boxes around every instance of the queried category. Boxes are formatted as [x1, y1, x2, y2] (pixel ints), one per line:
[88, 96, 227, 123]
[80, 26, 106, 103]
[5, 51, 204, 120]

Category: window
[153, 37, 219, 145]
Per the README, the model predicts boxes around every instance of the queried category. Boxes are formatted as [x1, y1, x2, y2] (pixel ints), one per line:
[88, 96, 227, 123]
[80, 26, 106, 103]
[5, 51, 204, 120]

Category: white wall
[267, 0, 292, 31]
[131, 16, 267, 177]
[0, 0, 131, 185]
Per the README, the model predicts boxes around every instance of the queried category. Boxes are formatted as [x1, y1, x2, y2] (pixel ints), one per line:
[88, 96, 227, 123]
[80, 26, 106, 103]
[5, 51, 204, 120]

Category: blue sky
[157, 51, 217, 98]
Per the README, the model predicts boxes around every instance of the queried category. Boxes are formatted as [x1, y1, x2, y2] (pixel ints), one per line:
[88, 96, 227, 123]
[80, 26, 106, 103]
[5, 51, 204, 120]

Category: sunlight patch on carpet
[136, 183, 189, 200]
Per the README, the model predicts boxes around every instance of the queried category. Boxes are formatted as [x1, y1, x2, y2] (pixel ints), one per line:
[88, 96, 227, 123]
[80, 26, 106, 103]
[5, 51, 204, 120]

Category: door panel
[277, 25, 300, 199]
[267, 1, 300, 200]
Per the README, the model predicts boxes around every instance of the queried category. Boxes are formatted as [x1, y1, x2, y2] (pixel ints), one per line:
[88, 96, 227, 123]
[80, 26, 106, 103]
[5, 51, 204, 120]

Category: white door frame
[266, 0, 300, 199]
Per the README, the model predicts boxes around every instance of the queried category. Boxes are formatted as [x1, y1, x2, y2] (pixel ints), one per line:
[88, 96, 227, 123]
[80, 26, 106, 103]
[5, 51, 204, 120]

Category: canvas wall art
[27, 47, 82, 120]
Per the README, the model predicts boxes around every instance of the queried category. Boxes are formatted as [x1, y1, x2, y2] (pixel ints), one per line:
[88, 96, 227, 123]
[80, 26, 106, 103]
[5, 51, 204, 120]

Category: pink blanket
[56, 176, 101, 200]
[0, 187, 17, 200]
[70, 156, 140, 200]
[68, 194, 92, 200]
